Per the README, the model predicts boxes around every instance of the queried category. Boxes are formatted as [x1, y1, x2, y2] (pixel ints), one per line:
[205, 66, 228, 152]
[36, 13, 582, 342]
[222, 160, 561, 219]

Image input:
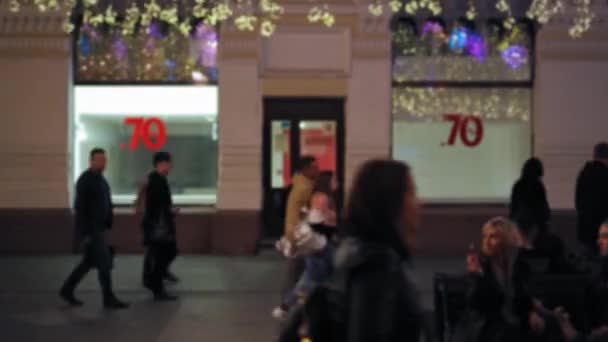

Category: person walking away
[273, 171, 338, 319]
[142, 152, 179, 301]
[510, 157, 551, 237]
[59, 148, 129, 309]
[576, 143, 608, 257]
[278, 157, 319, 305]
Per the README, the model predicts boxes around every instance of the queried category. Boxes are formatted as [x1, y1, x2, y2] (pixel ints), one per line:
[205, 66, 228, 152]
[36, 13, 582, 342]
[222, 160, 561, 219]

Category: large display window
[391, 18, 534, 202]
[71, 19, 219, 205]
[73, 85, 218, 205]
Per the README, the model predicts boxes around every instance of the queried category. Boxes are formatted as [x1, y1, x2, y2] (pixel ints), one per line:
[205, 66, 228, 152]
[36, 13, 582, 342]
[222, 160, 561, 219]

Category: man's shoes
[103, 297, 130, 310]
[154, 292, 178, 301]
[60, 288, 84, 307]
[164, 272, 179, 283]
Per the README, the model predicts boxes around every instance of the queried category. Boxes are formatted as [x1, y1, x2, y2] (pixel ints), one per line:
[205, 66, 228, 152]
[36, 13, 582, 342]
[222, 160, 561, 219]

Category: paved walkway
[0, 254, 461, 342]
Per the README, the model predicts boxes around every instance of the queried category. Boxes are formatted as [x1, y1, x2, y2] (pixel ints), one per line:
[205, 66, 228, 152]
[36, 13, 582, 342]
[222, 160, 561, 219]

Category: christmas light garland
[1, 0, 602, 38]
[392, 87, 531, 122]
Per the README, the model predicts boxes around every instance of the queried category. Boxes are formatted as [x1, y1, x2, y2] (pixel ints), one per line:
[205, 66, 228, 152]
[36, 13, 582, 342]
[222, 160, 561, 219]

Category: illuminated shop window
[391, 18, 533, 202]
[71, 19, 219, 205]
[73, 86, 218, 205]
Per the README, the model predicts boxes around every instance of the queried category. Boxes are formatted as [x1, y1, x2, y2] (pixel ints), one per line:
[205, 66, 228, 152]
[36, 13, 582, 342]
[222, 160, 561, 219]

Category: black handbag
[151, 214, 173, 242]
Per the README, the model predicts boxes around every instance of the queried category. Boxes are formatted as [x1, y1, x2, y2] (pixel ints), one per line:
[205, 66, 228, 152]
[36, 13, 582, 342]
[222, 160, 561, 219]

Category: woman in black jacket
[337, 159, 423, 342]
[509, 157, 551, 236]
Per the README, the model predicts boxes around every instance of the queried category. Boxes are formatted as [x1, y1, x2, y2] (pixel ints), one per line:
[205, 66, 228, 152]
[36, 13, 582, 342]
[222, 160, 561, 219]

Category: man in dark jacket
[576, 143, 608, 257]
[59, 148, 129, 309]
[141, 152, 178, 301]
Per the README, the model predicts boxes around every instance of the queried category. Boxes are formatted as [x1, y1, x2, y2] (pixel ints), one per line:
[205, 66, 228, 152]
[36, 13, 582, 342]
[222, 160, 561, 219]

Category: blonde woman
[460, 217, 556, 342]
[467, 217, 524, 278]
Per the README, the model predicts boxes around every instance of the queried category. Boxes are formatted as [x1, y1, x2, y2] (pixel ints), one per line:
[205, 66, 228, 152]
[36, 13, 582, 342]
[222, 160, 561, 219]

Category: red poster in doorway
[281, 125, 337, 186]
[301, 128, 336, 173]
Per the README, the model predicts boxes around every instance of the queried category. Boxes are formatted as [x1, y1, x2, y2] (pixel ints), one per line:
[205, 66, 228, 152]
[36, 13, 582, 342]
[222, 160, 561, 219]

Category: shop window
[73, 86, 218, 205]
[391, 18, 533, 202]
[71, 20, 219, 205]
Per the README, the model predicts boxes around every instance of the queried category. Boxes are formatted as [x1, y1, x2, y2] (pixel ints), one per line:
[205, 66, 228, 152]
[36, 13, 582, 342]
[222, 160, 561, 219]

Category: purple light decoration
[422, 21, 443, 35]
[112, 37, 127, 60]
[448, 27, 469, 50]
[165, 59, 177, 81]
[195, 23, 218, 68]
[149, 22, 164, 40]
[502, 45, 528, 69]
[466, 34, 485, 61]
[82, 24, 99, 41]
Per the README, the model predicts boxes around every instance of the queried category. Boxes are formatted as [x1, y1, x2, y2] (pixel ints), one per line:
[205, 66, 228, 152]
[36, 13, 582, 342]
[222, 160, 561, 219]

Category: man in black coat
[576, 143, 608, 257]
[60, 148, 128, 309]
[141, 152, 178, 301]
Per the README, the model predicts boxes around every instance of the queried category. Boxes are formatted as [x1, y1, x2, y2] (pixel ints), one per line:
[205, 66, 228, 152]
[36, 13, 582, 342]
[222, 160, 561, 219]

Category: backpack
[134, 181, 148, 214]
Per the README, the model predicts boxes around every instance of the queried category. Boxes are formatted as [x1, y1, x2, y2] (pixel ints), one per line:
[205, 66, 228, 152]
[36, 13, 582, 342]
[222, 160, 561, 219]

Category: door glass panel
[271, 120, 291, 189]
[299, 120, 337, 173]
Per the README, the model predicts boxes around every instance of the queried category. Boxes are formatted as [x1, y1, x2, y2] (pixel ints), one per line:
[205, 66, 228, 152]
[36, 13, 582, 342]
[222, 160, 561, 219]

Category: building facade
[1, 2, 608, 255]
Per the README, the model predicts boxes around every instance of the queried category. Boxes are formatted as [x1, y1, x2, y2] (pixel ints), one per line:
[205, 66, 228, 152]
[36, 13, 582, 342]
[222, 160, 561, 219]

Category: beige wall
[216, 60, 263, 210]
[535, 23, 608, 209]
[345, 57, 391, 191]
[0, 11, 70, 208]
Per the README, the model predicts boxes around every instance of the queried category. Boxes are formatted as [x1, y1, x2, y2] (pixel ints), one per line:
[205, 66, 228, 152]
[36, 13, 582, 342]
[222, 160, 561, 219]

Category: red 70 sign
[120, 117, 167, 150]
[442, 114, 484, 148]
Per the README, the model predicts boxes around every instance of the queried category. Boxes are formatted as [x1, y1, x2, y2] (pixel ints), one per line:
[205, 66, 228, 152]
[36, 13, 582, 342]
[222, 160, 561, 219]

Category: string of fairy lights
[392, 88, 531, 122]
[0, 0, 600, 38]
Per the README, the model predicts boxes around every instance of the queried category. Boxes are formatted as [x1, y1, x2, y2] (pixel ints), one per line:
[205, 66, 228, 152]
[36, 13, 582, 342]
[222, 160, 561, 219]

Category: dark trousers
[143, 243, 177, 282]
[143, 241, 177, 294]
[61, 232, 114, 301]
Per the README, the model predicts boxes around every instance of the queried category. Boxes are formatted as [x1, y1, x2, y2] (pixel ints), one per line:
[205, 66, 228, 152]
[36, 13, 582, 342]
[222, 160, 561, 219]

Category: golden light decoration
[495, 0, 516, 30]
[368, 3, 384, 16]
[403, 0, 442, 16]
[235, 15, 257, 31]
[392, 88, 531, 122]
[260, 19, 276, 36]
[1, 0, 604, 38]
[569, 0, 594, 38]
[389, 0, 402, 13]
[527, 0, 564, 24]
[308, 5, 335, 27]
[466, 0, 477, 20]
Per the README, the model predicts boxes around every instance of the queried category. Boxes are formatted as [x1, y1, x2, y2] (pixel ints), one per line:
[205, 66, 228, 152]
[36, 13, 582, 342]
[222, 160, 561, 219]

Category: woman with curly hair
[457, 217, 562, 342]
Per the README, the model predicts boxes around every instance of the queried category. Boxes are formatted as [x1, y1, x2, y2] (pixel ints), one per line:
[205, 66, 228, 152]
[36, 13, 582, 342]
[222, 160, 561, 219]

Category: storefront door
[261, 98, 345, 243]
